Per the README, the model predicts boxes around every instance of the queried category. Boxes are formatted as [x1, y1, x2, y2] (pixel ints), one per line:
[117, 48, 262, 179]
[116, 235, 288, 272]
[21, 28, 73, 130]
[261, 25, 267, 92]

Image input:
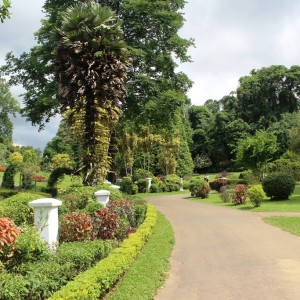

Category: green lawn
[105, 211, 174, 300]
[190, 185, 300, 212]
[263, 216, 300, 237]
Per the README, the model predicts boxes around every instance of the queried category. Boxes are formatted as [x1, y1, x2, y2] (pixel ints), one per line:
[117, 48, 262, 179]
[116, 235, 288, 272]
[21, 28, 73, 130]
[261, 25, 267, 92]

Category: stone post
[180, 177, 184, 191]
[146, 177, 152, 193]
[95, 190, 110, 207]
[28, 198, 62, 248]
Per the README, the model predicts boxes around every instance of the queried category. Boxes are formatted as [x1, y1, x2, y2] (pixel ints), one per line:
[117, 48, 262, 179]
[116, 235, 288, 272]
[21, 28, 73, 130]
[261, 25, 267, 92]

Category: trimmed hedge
[49, 204, 157, 300]
[0, 193, 46, 225]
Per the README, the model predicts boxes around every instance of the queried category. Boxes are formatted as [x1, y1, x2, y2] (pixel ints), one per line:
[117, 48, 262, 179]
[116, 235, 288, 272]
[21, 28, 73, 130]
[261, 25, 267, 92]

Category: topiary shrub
[150, 183, 160, 193]
[60, 212, 93, 242]
[1, 165, 16, 189]
[232, 184, 248, 205]
[247, 185, 265, 207]
[262, 172, 295, 200]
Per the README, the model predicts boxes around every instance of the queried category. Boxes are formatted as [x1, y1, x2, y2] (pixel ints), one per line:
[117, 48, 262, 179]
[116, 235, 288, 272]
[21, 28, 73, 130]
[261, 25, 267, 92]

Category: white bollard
[95, 190, 110, 207]
[146, 177, 152, 193]
[110, 185, 121, 190]
[28, 198, 62, 248]
[180, 177, 184, 191]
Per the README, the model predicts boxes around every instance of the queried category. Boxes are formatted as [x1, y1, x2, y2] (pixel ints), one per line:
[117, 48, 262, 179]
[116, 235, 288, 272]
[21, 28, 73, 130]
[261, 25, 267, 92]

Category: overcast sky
[1, 0, 300, 149]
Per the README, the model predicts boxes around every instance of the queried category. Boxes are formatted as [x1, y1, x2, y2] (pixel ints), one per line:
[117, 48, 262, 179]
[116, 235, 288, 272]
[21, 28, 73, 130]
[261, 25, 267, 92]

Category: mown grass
[263, 217, 300, 236]
[190, 186, 300, 212]
[105, 211, 174, 300]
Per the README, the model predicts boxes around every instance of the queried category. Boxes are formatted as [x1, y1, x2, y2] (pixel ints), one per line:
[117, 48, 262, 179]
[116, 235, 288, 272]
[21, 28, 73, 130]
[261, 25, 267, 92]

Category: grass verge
[105, 211, 175, 300]
[263, 216, 300, 236]
[190, 186, 300, 212]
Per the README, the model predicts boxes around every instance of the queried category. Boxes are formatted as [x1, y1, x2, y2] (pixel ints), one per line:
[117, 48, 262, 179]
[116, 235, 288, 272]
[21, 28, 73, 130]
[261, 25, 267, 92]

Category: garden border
[49, 203, 157, 300]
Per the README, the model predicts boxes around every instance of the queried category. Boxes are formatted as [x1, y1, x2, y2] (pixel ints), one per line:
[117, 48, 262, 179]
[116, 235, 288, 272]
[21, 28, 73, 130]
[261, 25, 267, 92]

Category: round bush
[247, 185, 265, 207]
[60, 212, 93, 242]
[262, 172, 295, 200]
[195, 183, 211, 199]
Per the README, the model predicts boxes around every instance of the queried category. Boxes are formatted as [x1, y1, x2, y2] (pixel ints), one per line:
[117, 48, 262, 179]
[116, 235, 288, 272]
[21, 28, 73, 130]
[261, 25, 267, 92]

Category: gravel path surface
[147, 194, 300, 300]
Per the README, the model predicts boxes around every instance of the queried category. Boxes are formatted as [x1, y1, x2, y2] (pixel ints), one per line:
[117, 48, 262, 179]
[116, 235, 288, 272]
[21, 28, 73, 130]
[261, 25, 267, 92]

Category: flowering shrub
[232, 184, 248, 205]
[0, 166, 7, 172]
[0, 218, 21, 264]
[93, 209, 120, 240]
[60, 212, 93, 242]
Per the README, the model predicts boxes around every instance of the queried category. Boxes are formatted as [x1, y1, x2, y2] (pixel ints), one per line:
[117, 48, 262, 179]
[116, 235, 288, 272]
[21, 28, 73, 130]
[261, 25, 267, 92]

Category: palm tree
[50, 1, 128, 185]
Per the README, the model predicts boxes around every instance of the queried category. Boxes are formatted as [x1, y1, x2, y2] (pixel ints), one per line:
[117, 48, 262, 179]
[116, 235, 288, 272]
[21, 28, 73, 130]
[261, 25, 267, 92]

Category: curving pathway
[147, 194, 300, 300]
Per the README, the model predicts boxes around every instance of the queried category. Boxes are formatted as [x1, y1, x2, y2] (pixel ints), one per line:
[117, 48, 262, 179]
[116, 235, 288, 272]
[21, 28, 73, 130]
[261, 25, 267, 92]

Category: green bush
[119, 178, 138, 195]
[262, 172, 296, 200]
[81, 202, 104, 215]
[266, 159, 300, 181]
[49, 204, 157, 300]
[150, 183, 160, 193]
[133, 169, 153, 181]
[247, 185, 265, 207]
[0, 240, 117, 300]
[137, 178, 148, 193]
[165, 181, 180, 192]
[97, 184, 124, 200]
[9, 225, 50, 269]
[188, 177, 204, 196]
[238, 170, 258, 185]
[0, 193, 45, 226]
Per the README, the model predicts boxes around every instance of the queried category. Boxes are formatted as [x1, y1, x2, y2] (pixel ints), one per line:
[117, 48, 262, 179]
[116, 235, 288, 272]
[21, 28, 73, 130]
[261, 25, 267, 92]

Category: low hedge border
[49, 203, 157, 300]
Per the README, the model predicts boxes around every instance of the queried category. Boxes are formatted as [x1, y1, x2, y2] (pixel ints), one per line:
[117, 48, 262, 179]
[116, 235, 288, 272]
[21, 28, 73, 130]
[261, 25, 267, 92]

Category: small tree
[52, 153, 72, 169]
[236, 130, 278, 174]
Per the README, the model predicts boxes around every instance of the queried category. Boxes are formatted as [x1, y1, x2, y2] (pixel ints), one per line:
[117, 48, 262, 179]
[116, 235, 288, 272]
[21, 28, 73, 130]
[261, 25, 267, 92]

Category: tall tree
[50, 2, 128, 185]
[0, 0, 10, 23]
[237, 65, 300, 127]
[0, 78, 19, 144]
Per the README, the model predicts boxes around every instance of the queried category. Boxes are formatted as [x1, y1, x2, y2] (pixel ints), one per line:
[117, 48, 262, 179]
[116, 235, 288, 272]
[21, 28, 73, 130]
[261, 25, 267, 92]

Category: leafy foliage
[93, 209, 120, 240]
[60, 212, 93, 242]
[262, 172, 296, 200]
[1, 164, 16, 189]
[0, 218, 20, 265]
[232, 184, 248, 205]
[247, 185, 265, 207]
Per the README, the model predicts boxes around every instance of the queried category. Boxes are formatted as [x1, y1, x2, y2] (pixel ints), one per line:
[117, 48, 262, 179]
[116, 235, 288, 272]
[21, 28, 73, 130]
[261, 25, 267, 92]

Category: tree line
[1, 1, 300, 185]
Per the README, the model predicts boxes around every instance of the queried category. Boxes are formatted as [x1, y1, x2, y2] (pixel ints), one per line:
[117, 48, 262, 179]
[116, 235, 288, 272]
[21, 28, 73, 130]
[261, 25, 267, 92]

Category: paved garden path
[147, 194, 300, 300]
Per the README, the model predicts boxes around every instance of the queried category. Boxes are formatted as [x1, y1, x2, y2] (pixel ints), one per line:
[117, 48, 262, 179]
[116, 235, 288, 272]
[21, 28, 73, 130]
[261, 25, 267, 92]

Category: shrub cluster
[209, 178, 229, 192]
[0, 193, 46, 226]
[0, 240, 117, 300]
[189, 178, 210, 198]
[49, 204, 157, 300]
[219, 186, 233, 203]
[262, 172, 295, 200]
